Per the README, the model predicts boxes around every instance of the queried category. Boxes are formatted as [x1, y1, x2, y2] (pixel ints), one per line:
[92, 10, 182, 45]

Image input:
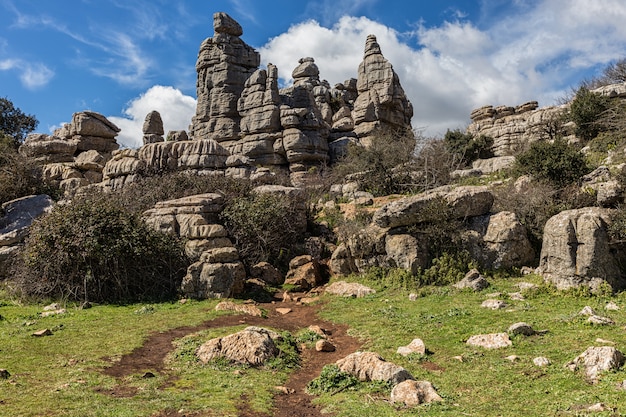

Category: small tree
[0, 97, 38, 146]
[567, 86, 611, 141]
[443, 129, 494, 167]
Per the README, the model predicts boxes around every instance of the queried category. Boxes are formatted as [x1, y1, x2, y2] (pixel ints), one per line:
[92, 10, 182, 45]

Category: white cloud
[0, 58, 54, 89]
[258, 1, 626, 137]
[109, 85, 196, 149]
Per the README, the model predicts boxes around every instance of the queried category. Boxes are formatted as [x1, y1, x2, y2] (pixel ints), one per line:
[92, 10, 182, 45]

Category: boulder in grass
[196, 327, 280, 366]
[466, 333, 512, 349]
[336, 351, 413, 385]
[566, 346, 625, 383]
[391, 380, 443, 406]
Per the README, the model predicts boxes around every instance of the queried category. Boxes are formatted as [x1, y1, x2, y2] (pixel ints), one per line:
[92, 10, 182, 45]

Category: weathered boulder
[325, 281, 376, 298]
[391, 380, 443, 406]
[196, 326, 280, 365]
[284, 255, 323, 290]
[142, 110, 164, 145]
[249, 261, 283, 285]
[336, 352, 413, 385]
[466, 333, 512, 349]
[508, 322, 536, 336]
[352, 35, 413, 142]
[566, 346, 625, 382]
[396, 338, 426, 357]
[537, 207, 625, 291]
[373, 186, 493, 229]
[453, 269, 489, 291]
[19, 134, 77, 163]
[385, 233, 428, 274]
[329, 244, 358, 276]
[181, 247, 246, 299]
[0, 195, 53, 247]
[467, 211, 535, 269]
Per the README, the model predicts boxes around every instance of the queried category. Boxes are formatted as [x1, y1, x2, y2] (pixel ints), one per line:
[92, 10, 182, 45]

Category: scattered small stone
[390, 380, 443, 406]
[142, 372, 155, 378]
[616, 380, 626, 390]
[466, 333, 512, 349]
[452, 356, 464, 362]
[605, 301, 620, 311]
[396, 338, 426, 357]
[453, 269, 489, 291]
[0, 369, 10, 379]
[587, 315, 614, 325]
[315, 339, 336, 352]
[481, 299, 507, 310]
[308, 325, 329, 337]
[579, 306, 596, 316]
[299, 296, 321, 304]
[233, 369, 243, 376]
[595, 338, 615, 345]
[505, 355, 520, 362]
[508, 292, 525, 301]
[276, 308, 292, 315]
[517, 281, 538, 290]
[486, 292, 502, 298]
[533, 357, 551, 367]
[519, 267, 535, 275]
[43, 303, 61, 311]
[215, 301, 263, 317]
[325, 281, 376, 298]
[274, 385, 295, 394]
[408, 293, 418, 301]
[281, 292, 292, 302]
[178, 298, 188, 304]
[508, 322, 535, 336]
[41, 309, 66, 318]
[586, 403, 607, 412]
[32, 329, 53, 337]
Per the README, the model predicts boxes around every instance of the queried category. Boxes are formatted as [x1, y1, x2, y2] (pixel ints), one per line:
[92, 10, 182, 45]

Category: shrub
[567, 86, 611, 141]
[306, 364, 359, 394]
[443, 129, 494, 167]
[221, 192, 305, 269]
[332, 128, 417, 196]
[0, 135, 60, 205]
[13, 192, 188, 303]
[514, 139, 590, 188]
[417, 251, 478, 287]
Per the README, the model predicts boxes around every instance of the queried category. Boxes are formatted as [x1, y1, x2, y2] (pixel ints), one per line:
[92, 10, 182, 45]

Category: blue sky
[2, 0, 626, 148]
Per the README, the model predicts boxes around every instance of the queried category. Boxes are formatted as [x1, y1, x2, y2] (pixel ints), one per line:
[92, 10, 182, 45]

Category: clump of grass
[306, 364, 359, 394]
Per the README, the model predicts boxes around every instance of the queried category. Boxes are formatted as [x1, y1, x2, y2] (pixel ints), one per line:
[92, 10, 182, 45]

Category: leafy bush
[407, 196, 463, 259]
[443, 129, 494, 167]
[514, 139, 590, 188]
[567, 86, 611, 141]
[306, 364, 359, 394]
[13, 192, 188, 303]
[418, 251, 478, 287]
[221, 192, 305, 269]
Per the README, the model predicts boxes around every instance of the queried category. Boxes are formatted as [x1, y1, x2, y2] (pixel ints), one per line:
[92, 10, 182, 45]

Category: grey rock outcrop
[191, 12, 260, 142]
[336, 351, 413, 385]
[143, 193, 246, 299]
[537, 207, 625, 291]
[142, 110, 164, 145]
[352, 35, 413, 144]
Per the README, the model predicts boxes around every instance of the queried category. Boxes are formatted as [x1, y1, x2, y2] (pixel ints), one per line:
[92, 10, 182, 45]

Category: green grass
[314, 273, 626, 416]
[3, 272, 626, 416]
[0, 298, 291, 416]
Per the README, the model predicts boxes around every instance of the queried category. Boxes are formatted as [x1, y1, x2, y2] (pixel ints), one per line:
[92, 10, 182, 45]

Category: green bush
[514, 139, 590, 188]
[567, 86, 611, 141]
[13, 193, 188, 303]
[306, 364, 359, 394]
[418, 251, 478, 287]
[221, 192, 305, 270]
[443, 129, 494, 167]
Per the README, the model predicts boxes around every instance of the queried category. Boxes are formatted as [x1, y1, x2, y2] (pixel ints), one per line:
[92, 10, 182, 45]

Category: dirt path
[100, 295, 362, 417]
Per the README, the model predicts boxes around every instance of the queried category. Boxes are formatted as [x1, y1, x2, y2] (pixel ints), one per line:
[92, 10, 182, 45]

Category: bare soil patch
[101, 294, 362, 417]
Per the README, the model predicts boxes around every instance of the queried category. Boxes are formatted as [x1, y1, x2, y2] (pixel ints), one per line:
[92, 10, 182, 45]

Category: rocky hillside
[3, 11, 626, 303]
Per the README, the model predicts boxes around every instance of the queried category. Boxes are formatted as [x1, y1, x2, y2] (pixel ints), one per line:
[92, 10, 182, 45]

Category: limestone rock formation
[191, 12, 260, 142]
[537, 207, 626, 291]
[352, 35, 413, 144]
[142, 110, 164, 145]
